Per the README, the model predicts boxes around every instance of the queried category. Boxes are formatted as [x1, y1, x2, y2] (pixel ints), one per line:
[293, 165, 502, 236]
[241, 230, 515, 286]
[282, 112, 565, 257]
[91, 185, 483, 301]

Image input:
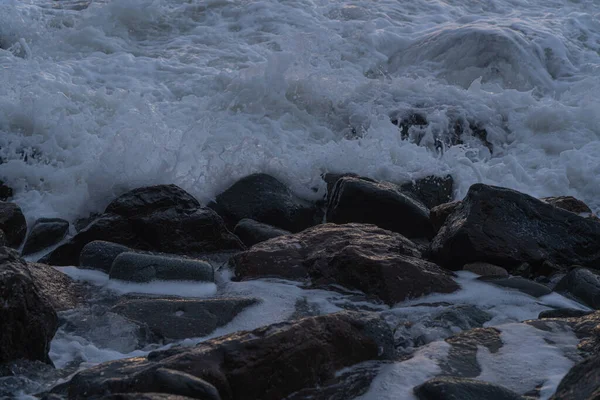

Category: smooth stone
[109, 252, 214, 283]
[554, 267, 600, 309]
[478, 276, 552, 298]
[79, 241, 133, 272]
[414, 376, 526, 400]
[105, 184, 201, 217]
[0, 202, 26, 248]
[538, 308, 593, 319]
[22, 218, 70, 256]
[233, 219, 290, 247]
[463, 262, 509, 278]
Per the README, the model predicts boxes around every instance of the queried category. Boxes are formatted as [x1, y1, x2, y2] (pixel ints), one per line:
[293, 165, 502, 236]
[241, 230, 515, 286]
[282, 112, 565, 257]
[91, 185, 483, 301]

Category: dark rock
[391, 112, 427, 141]
[152, 368, 221, 400]
[430, 201, 461, 232]
[0, 202, 26, 248]
[0, 180, 12, 201]
[22, 218, 70, 255]
[0, 359, 70, 398]
[400, 175, 454, 209]
[208, 173, 322, 233]
[54, 311, 394, 400]
[105, 184, 201, 217]
[541, 196, 592, 215]
[28, 263, 83, 311]
[99, 394, 197, 400]
[74, 212, 101, 232]
[80, 241, 133, 272]
[538, 309, 593, 319]
[110, 253, 214, 283]
[555, 268, 600, 309]
[0, 247, 58, 364]
[326, 177, 434, 239]
[551, 355, 600, 400]
[441, 327, 502, 377]
[111, 297, 258, 339]
[321, 173, 376, 202]
[232, 223, 458, 305]
[463, 262, 509, 278]
[414, 376, 526, 400]
[427, 184, 600, 272]
[478, 276, 552, 298]
[0, 229, 5, 247]
[233, 219, 290, 247]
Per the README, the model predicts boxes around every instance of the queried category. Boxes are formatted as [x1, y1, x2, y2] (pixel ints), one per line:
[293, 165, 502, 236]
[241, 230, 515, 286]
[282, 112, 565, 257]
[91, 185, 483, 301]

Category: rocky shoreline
[1, 173, 600, 399]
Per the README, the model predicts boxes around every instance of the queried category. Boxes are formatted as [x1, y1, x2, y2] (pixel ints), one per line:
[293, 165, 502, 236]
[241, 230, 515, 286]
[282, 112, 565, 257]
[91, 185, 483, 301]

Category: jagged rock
[208, 173, 323, 233]
[22, 218, 70, 255]
[233, 219, 290, 247]
[28, 263, 83, 311]
[538, 309, 593, 319]
[427, 184, 600, 273]
[478, 276, 552, 298]
[551, 355, 600, 400]
[0, 180, 12, 201]
[111, 297, 258, 339]
[430, 201, 461, 232]
[0, 247, 58, 364]
[105, 184, 201, 217]
[326, 177, 434, 239]
[232, 223, 458, 305]
[463, 262, 508, 278]
[53, 311, 394, 400]
[79, 241, 133, 272]
[400, 175, 454, 209]
[414, 377, 526, 400]
[555, 268, 600, 309]
[109, 253, 214, 283]
[0, 202, 26, 248]
[541, 196, 592, 215]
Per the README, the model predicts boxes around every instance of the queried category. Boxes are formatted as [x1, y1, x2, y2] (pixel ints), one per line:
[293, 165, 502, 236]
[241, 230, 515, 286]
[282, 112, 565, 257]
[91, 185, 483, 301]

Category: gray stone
[22, 218, 70, 255]
[463, 262, 509, 278]
[414, 377, 526, 400]
[233, 219, 290, 247]
[109, 253, 214, 283]
[0, 202, 26, 248]
[538, 309, 593, 319]
[80, 241, 133, 272]
[478, 276, 552, 298]
[555, 268, 600, 309]
[441, 327, 503, 377]
[111, 297, 258, 339]
[551, 355, 600, 400]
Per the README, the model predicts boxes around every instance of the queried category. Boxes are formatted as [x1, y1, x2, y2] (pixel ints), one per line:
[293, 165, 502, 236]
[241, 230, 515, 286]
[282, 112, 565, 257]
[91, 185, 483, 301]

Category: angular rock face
[555, 268, 600, 309]
[232, 223, 458, 305]
[208, 173, 323, 233]
[414, 377, 526, 400]
[109, 253, 214, 283]
[551, 355, 600, 400]
[21, 218, 70, 256]
[0, 202, 27, 248]
[541, 196, 592, 215]
[111, 298, 258, 339]
[463, 262, 508, 278]
[54, 311, 394, 400]
[430, 201, 461, 233]
[233, 219, 290, 247]
[326, 177, 434, 239]
[427, 184, 600, 272]
[0, 247, 58, 364]
[42, 185, 244, 266]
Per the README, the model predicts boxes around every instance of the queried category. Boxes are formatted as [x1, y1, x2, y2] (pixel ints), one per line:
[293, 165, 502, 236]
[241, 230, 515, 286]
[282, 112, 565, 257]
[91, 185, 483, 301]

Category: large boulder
[478, 276, 552, 298]
[109, 253, 214, 283]
[0, 202, 26, 248]
[427, 184, 600, 272]
[208, 173, 322, 233]
[79, 241, 133, 272]
[414, 377, 526, 400]
[111, 297, 258, 340]
[326, 177, 434, 239]
[28, 263, 83, 311]
[554, 268, 600, 309]
[551, 355, 600, 400]
[400, 175, 454, 209]
[231, 223, 458, 305]
[0, 247, 58, 364]
[22, 218, 70, 256]
[430, 201, 461, 232]
[233, 219, 290, 247]
[53, 311, 394, 400]
[105, 184, 201, 217]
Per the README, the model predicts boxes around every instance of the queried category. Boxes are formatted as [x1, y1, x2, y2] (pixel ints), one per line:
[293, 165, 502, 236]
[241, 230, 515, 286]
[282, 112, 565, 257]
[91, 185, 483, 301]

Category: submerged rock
[326, 177, 434, 239]
[109, 253, 214, 283]
[0, 180, 13, 201]
[22, 218, 70, 256]
[538, 309, 593, 319]
[232, 223, 458, 305]
[0, 247, 58, 364]
[111, 297, 258, 339]
[478, 276, 552, 298]
[414, 377, 526, 400]
[53, 311, 394, 400]
[554, 268, 600, 309]
[463, 262, 509, 278]
[233, 219, 290, 247]
[428, 184, 600, 273]
[208, 173, 323, 233]
[0, 202, 26, 248]
[79, 241, 133, 272]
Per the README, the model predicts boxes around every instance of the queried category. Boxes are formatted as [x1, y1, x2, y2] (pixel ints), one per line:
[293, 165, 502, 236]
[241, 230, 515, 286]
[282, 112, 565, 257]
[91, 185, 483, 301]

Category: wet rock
[541, 196, 592, 215]
[111, 297, 258, 340]
[54, 311, 394, 400]
[551, 355, 600, 400]
[105, 184, 201, 217]
[0, 229, 5, 247]
[391, 112, 428, 141]
[427, 184, 600, 273]
[321, 173, 375, 202]
[400, 175, 454, 209]
[109, 253, 214, 283]
[0, 359, 69, 398]
[538, 309, 593, 319]
[79, 241, 133, 272]
[463, 262, 509, 278]
[233, 219, 290, 247]
[0, 180, 12, 201]
[74, 212, 101, 232]
[326, 177, 434, 239]
[151, 368, 221, 400]
[478, 276, 552, 298]
[554, 268, 600, 309]
[414, 377, 526, 400]
[208, 173, 323, 233]
[430, 201, 461, 232]
[28, 263, 83, 311]
[99, 394, 197, 400]
[22, 218, 70, 255]
[232, 223, 458, 305]
[0, 202, 26, 248]
[441, 327, 502, 377]
[0, 247, 58, 364]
